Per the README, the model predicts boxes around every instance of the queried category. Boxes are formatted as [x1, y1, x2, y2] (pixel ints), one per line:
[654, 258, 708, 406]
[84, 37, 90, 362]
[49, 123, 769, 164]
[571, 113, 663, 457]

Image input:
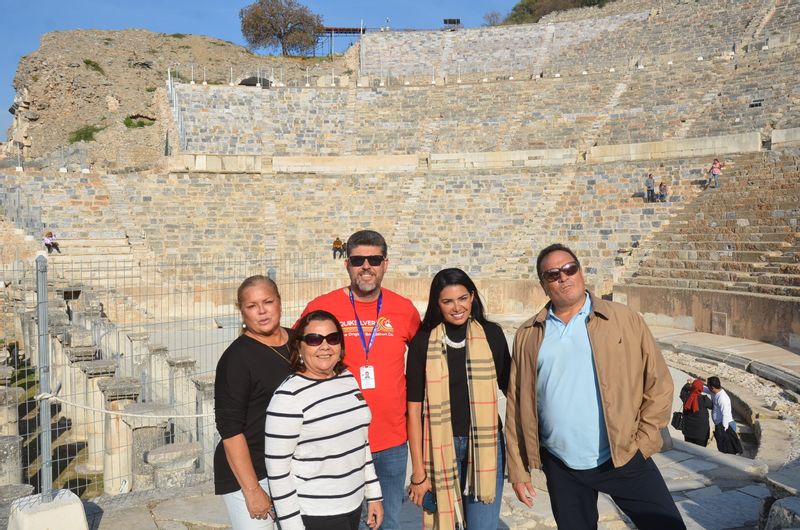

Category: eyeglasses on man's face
[540, 261, 580, 283]
[347, 255, 385, 267]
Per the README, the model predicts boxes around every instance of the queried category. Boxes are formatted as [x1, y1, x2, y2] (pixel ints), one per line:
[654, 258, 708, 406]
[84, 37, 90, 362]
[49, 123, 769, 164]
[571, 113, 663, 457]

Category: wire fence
[0, 253, 335, 505]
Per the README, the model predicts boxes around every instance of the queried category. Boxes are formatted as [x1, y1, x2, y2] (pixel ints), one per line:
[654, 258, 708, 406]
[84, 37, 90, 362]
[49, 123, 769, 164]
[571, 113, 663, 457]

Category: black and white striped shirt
[265, 370, 382, 529]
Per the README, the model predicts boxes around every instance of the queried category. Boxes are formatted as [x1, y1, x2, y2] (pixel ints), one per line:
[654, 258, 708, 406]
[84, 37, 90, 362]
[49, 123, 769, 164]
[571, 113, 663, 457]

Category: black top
[406, 320, 510, 437]
[679, 384, 713, 440]
[214, 330, 293, 495]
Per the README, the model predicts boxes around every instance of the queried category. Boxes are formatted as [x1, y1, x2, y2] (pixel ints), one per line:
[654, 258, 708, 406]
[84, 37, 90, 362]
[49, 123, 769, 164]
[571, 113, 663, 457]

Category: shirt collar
[545, 291, 592, 324]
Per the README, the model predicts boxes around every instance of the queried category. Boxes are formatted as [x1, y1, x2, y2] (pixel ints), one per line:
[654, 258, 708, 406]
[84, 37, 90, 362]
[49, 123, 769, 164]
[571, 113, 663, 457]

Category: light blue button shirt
[536, 293, 611, 469]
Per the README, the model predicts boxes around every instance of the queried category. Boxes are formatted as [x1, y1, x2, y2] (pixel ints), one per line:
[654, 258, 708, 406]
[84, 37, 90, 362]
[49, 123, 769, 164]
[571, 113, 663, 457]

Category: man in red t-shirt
[299, 229, 420, 530]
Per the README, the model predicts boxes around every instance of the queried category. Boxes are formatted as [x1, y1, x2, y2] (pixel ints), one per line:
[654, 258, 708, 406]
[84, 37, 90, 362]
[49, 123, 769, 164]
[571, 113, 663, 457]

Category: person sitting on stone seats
[658, 181, 668, 202]
[42, 231, 61, 254]
[332, 237, 345, 259]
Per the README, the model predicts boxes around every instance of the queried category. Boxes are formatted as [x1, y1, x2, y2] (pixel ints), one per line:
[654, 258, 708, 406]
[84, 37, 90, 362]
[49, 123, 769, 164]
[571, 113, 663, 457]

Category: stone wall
[174, 43, 799, 157]
[359, 0, 764, 78]
[359, 12, 649, 77]
[0, 153, 712, 297]
[616, 150, 800, 348]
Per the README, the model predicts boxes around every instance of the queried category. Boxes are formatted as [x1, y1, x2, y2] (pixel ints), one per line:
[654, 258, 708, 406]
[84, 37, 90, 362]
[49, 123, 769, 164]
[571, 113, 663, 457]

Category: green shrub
[172, 70, 189, 82]
[124, 116, 155, 128]
[145, 86, 157, 92]
[170, 33, 187, 38]
[68, 125, 104, 143]
[83, 59, 105, 75]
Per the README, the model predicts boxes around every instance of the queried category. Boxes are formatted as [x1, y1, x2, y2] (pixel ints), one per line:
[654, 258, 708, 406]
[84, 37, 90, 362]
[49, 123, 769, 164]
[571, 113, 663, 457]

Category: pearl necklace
[443, 334, 466, 349]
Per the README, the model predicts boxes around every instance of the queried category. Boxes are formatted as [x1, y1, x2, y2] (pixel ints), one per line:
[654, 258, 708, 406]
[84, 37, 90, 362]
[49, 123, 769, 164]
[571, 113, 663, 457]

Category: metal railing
[1, 253, 333, 505]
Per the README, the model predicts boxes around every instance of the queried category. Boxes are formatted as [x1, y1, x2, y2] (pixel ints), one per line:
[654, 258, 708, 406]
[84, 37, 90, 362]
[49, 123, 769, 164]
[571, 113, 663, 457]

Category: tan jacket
[505, 293, 672, 484]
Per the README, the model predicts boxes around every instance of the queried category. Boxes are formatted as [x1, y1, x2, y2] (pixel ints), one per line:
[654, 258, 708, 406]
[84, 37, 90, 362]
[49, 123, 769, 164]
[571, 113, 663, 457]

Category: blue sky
[0, 0, 517, 142]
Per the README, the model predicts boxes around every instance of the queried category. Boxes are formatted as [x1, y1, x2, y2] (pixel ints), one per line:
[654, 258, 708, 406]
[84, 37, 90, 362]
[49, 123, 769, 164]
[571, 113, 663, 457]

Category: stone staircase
[618, 150, 800, 298]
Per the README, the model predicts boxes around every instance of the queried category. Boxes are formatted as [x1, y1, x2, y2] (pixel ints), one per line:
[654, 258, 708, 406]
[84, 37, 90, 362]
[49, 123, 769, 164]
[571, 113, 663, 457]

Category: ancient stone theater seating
[2, 0, 798, 348]
[615, 151, 800, 348]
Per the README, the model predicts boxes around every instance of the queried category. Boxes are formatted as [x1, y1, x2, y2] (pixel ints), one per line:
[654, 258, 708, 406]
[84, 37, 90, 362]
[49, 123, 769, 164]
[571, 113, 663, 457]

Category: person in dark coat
[679, 378, 713, 447]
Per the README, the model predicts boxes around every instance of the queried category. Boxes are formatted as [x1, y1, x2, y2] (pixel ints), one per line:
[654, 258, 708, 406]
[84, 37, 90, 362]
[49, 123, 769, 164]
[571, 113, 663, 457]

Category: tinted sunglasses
[540, 261, 580, 283]
[301, 331, 343, 347]
[348, 255, 385, 267]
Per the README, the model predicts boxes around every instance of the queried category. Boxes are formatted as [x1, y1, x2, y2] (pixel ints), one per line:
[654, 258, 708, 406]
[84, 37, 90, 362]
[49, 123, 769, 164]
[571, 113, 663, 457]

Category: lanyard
[349, 289, 382, 364]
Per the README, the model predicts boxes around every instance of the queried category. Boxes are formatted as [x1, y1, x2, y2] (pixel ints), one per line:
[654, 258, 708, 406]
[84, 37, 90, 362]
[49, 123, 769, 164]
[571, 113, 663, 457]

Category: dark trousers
[684, 435, 708, 447]
[541, 447, 685, 530]
[302, 506, 361, 530]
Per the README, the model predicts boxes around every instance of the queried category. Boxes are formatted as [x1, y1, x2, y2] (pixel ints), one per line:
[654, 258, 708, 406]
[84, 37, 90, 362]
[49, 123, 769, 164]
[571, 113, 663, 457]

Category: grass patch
[124, 116, 155, 128]
[172, 70, 189, 83]
[68, 125, 105, 143]
[169, 33, 187, 38]
[145, 86, 157, 92]
[83, 59, 105, 75]
[178, 45, 191, 49]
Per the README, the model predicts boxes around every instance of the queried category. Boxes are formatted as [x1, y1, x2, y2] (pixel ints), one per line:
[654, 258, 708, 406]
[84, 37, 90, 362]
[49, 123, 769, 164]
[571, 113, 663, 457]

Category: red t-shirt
[300, 288, 421, 452]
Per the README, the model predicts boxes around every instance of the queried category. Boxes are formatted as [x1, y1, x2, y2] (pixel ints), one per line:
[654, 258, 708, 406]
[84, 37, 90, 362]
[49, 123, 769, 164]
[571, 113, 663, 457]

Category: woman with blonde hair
[214, 275, 292, 529]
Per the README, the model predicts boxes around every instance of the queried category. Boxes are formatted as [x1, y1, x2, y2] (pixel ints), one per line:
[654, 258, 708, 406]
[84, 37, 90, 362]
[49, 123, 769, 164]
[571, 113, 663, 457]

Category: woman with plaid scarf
[406, 268, 511, 529]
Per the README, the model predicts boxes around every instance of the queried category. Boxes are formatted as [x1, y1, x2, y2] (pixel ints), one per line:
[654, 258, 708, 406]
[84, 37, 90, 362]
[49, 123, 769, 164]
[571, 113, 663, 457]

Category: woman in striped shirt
[265, 309, 383, 530]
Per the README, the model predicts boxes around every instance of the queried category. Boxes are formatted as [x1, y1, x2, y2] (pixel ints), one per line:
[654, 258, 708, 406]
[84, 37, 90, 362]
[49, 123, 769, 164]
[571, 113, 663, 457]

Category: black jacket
[679, 384, 713, 440]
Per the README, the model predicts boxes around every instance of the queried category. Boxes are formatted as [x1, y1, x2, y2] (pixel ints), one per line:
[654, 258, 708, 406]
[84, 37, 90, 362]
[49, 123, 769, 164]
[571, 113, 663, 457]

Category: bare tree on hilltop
[240, 0, 323, 56]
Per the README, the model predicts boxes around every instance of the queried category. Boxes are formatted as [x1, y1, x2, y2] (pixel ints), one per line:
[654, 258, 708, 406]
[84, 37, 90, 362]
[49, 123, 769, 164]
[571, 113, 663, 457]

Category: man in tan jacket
[505, 243, 684, 529]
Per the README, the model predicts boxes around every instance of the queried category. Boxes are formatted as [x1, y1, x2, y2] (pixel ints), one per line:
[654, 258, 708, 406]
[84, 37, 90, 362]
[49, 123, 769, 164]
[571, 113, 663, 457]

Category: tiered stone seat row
[176, 79, 619, 155]
[359, 11, 649, 78]
[0, 156, 709, 296]
[621, 151, 800, 298]
[176, 40, 796, 157]
[359, 0, 764, 79]
[761, 0, 800, 39]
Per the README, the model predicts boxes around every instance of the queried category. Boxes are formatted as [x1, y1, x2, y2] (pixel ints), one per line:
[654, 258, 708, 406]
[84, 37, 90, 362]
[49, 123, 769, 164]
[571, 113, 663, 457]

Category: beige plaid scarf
[422, 319, 499, 530]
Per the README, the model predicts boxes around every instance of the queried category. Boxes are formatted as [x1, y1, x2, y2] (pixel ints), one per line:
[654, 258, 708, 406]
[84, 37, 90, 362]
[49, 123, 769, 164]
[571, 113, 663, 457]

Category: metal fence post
[35, 255, 53, 500]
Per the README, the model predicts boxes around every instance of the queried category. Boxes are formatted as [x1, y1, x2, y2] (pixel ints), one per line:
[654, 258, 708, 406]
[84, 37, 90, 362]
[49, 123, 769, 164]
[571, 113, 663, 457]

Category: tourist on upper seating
[42, 231, 61, 254]
[658, 181, 668, 202]
[680, 378, 713, 447]
[707, 159, 724, 189]
[332, 236, 345, 259]
[214, 275, 293, 529]
[406, 268, 510, 529]
[298, 230, 421, 530]
[505, 243, 686, 530]
[266, 310, 383, 530]
[645, 174, 656, 203]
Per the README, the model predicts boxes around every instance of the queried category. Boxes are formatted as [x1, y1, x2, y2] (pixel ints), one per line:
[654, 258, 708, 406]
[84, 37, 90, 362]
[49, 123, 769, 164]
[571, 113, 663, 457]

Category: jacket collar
[526, 291, 611, 327]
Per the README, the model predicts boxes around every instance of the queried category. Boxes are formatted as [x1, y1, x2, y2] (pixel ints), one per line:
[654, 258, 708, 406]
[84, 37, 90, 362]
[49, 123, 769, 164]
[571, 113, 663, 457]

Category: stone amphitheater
[1, 0, 799, 528]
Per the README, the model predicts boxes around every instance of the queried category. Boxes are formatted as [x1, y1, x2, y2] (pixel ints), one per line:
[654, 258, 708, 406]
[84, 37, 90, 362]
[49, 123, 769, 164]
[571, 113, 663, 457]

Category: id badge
[360, 365, 376, 389]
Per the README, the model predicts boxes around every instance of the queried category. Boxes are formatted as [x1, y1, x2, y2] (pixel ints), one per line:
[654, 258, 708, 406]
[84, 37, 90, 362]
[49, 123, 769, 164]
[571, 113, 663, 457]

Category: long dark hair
[421, 268, 489, 331]
[289, 310, 347, 375]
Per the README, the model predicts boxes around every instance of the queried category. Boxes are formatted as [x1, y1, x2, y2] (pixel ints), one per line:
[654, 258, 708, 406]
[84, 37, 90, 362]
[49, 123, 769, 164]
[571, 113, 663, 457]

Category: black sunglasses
[540, 261, 580, 283]
[348, 255, 385, 267]
[301, 331, 343, 347]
